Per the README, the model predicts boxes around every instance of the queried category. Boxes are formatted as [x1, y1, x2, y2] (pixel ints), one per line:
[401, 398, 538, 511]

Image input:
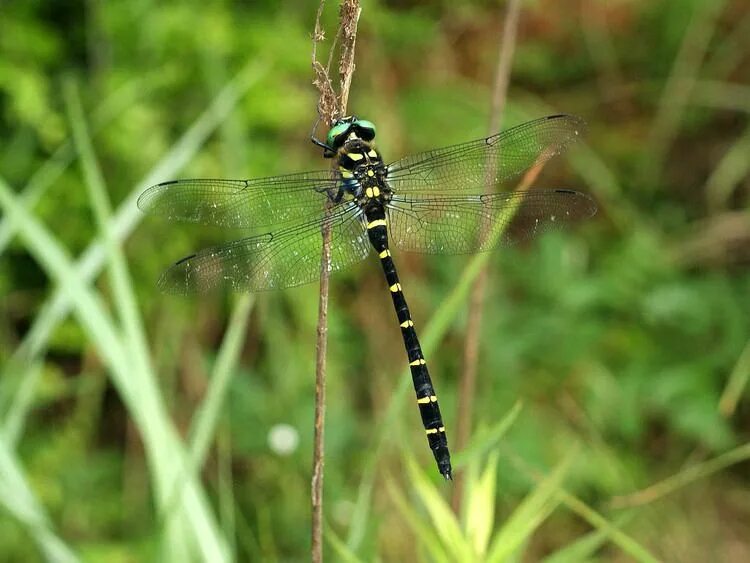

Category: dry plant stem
[452, 0, 521, 513]
[310, 5, 330, 559]
[311, 202, 332, 563]
[337, 0, 361, 111]
[312, 2, 338, 123]
[311, 2, 361, 562]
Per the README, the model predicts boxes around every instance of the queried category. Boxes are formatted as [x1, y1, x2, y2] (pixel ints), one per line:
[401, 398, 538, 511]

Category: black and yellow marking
[367, 219, 387, 229]
[335, 133, 451, 480]
[417, 395, 438, 404]
[363, 204, 452, 480]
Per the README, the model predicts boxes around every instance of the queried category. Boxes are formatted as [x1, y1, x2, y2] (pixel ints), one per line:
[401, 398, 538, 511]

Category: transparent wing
[386, 190, 596, 254]
[386, 114, 585, 195]
[158, 204, 370, 294]
[137, 170, 340, 230]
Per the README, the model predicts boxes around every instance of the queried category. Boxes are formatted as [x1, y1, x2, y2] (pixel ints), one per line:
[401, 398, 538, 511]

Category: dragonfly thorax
[336, 139, 390, 205]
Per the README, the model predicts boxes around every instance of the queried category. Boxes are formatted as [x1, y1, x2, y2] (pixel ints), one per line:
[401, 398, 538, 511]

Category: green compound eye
[354, 119, 376, 140]
[326, 122, 352, 148]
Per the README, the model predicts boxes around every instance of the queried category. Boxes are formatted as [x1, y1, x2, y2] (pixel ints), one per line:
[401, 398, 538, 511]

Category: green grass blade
[216, 427, 238, 559]
[0, 178, 230, 562]
[719, 338, 750, 417]
[325, 522, 368, 563]
[404, 454, 475, 561]
[541, 525, 614, 563]
[386, 475, 452, 563]
[509, 453, 659, 562]
[63, 78, 150, 375]
[463, 451, 499, 557]
[486, 450, 575, 563]
[345, 461, 376, 551]
[0, 67, 267, 557]
[0, 73, 166, 254]
[8, 60, 268, 366]
[613, 442, 750, 510]
[0, 177, 131, 375]
[161, 294, 255, 519]
[558, 496, 656, 563]
[451, 401, 522, 469]
[705, 123, 750, 209]
[189, 294, 255, 469]
[0, 437, 80, 562]
[64, 77, 199, 559]
[0, 361, 43, 448]
[640, 0, 728, 187]
[692, 80, 750, 113]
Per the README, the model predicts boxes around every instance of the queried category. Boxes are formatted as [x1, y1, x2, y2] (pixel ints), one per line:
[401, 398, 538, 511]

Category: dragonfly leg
[314, 185, 344, 203]
[310, 117, 336, 158]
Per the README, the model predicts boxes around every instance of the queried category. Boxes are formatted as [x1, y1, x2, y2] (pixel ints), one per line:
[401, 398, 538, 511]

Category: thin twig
[311, 6, 330, 559]
[337, 0, 362, 112]
[310, 2, 361, 562]
[452, 0, 522, 514]
[312, 210, 331, 563]
[312, 1, 338, 126]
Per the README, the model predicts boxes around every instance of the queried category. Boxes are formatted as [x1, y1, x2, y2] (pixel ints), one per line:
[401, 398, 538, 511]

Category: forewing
[158, 204, 370, 294]
[387, 190, 596, 254]
[386, 114, 585, 195]
[137, 170, 340, 229]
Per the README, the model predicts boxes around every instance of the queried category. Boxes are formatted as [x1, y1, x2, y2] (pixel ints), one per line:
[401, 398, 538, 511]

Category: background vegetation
[1, 0, 749, 561]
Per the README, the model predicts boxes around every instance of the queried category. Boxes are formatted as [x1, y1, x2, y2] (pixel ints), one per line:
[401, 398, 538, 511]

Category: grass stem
[453, 0, 521, 513]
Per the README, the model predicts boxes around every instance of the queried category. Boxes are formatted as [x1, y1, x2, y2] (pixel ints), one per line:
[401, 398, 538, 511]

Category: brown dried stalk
[311, 2, 361, 561]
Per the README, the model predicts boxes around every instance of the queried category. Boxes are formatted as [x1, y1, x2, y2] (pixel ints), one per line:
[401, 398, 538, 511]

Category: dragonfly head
[324, 116, 376, 157]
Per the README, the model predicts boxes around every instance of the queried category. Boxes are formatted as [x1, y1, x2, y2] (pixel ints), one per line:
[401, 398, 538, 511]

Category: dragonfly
[138, 114, 597, 480]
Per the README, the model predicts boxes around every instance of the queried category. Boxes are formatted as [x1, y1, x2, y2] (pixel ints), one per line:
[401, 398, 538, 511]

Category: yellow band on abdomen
[417, 395, 437, 404]
[367, 219, 387, 229]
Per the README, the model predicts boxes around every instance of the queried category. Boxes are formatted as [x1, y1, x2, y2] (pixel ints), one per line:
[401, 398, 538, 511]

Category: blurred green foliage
[1, 0, 749, 561]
